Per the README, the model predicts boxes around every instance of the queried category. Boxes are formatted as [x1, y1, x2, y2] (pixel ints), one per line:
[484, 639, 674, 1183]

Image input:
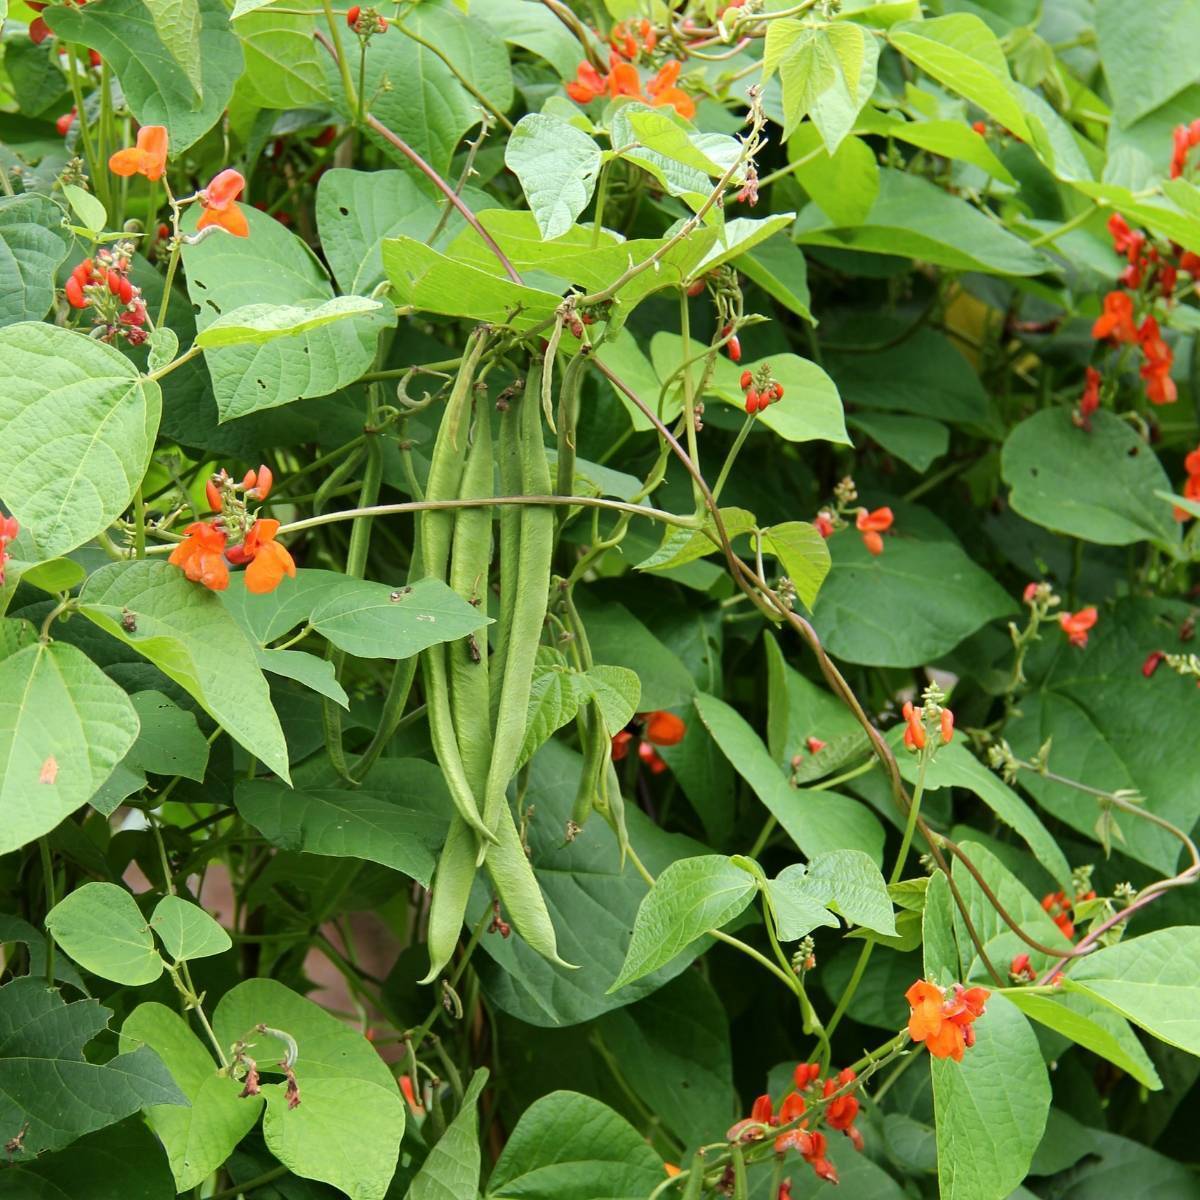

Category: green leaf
[143, 0, 202, 98]
[610, 855, 755, 991]
[62, 183, 107, 235]
[1007, 598, 1200, 873]
[147, 327, 178, 374]
[889, 14, 1030, 141]
[740, 233, 813, 323]
[759, 521, 831, 609]
[120, 1002, 261, 1192]
[78, 559, 290, 782]
[1095, 0, 1200, 127]
[777, 849, 896, 937]
[477, 0, 581, 76]
[45, 881, 163, 985]
[0, 642, 140, 856]
[128, 690, 210, 781]
[595, 973, 735, 1144]
[764, 20, 878, 151]
[897, 741, 1072, 891]
[686, 213, 796, 281]
[637, 508, 754, 573]
[788, 126, 879, 225]
[405, 1068, 488, 1200]
[485, 1091, 666, 1200]
[47, 0, 242, 153]
[315, 168, 443, 296]
[855, 108, 1017, 185]
[149, 895, 231, 962]
[382, 236, 561, 328]
[235, 771, 442, 887]
[0, 1117, 176, 1199]
[12, 555, 88, 596]
[694, 692, 884, 862]
[195, 296, 384, 349]
[0, 323, 161, 558]
[1006, 990, 1161, 1090]
[848, 412, 949, 473]
[811, 516, 1015, 667]
[931, 994, 1050, 1200]
[311, 576, 489, 660]
[794, 169, 1049, 275]
[625, 109, 725, 174]
[182, 206, 394, 421]
[505, 113, 602, 241]
[213, 978, 405, 1200]
[234, 8, 329, 108]
[1064, 927, 1200, 1058]
[358, 0, 512, 174]
[766, 870, 840, 942]
[220, 567, 362, 645]
[1002, 408, 1180, 550]
[0, 977, 187, 1155]
[256, 647, 349, 708]
[583, 664, 640, 734]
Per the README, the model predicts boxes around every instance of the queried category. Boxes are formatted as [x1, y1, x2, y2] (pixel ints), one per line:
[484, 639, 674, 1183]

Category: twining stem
[39, 840, 56, 986]
[208, 1166, 288, 1200]
[592, 161, 610, 247]
[678, 291, 703, 508]
[711, 414, 755, 503]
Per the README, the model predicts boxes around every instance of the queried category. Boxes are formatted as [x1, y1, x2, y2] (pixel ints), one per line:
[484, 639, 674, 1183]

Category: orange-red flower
[566, 61, 607, 104]
[727, 1093, 774, 1143]
[610, 18, 656, 59]
[1138, 316, 1177, 405]
[643, 709, 685, 746]
[901, 700, 926, 751]
[1077, 366, 1101, 428]
[646, 60, 696, 120]
[1010, 952, 1036, 982]
[906, 979, 990, 1061]
[824, 1070, 859, 1132]
[235, 518, 296, 594]
[169, 521, 229, 591]
[197, 168, 249, 238]
[794, 1061, 821, 1089]
[1041, 891, 1076, 939]
[108, 124, 168, 182]
[563, 54, 695, 119]
[1091, 290, 1138, 343]
[0, 515, 18, 588]
[1059, 606, 1097, 648]
[856, 506, 893, 556]
[1175, 445, 1200, 520]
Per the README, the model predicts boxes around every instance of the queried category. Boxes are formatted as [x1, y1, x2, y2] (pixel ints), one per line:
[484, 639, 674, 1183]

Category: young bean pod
[420, 814, 478, 983]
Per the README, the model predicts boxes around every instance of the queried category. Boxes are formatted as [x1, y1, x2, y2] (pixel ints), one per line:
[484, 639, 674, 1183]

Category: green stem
[322, 0, 360, 118]
[132, 487, 146, 558]
[209, 1166, 288, 1200]
[711, 414, 754, 503]
[39, 840, 56, 986]
[155, 237, 182, 331]
[678, 290, 702, 509]
[592, 161, 610, 247]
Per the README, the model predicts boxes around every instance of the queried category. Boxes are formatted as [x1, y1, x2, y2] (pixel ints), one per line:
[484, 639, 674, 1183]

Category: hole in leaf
[338, 206, 349, 216]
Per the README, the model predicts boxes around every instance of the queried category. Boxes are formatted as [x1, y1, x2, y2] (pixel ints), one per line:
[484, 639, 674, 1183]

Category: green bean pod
[418, 330, 495, 843]
[569, 701, 608, 831]
[420, 813, 477, 984]
[483, 797, 574, 968]
[480, 372, 554, 842]
[490, 376, 526, 726]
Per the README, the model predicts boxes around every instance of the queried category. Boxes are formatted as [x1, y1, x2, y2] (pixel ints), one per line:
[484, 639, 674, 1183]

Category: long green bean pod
[490, 373, 527, 726]
[420, 814, 478, 984]
[570, 701, 608, 831]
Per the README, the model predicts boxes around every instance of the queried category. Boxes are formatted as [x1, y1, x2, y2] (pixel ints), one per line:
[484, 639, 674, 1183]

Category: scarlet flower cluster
[346, 6, 387, 36]
[1058, 606, 1097, 648]
[1173, 443, 1200, 521]
[1041, 883, 1095, 941]
[611, 709, 685, 774]
[727, 1062, 864, 1186]
[64, 247, 149, 346]
[740, 368, 783, 415]
[0, 516, 18, 588]
[1009, 952, 1036, 983]
[27, 0, 86, 46]
[855, 506, 893, 556]
[1075, 365, 1101, 429]
[1170, 119, 1200, 179]
[901, 700, 953, 752]
[609, 18, 655, 59]
[566, 55, 695, 120]
[905, 979, 989, 1061]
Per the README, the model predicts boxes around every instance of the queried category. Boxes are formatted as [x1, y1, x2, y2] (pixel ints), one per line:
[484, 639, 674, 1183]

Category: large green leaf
[144, 0, 201, 97]
[234, 766, 444, 886]
[794, 169, 1049, 275]
[810, 515, 1014, 667]
[149, 894, 231, 962]
[45, 882, 163, 986]
[46, 0, 242, 152]
[770, 849, 896, 940]
[120, 1003, 261, 1192]
[505, 113, 602, 240]
[693, 692, 885, 862]
[1007, 598, 1200, 873]
[358, 0, 512, 174]
[0, 977, 186, 1156]
[476, 0, 580, 77]
[213, 979, 404, 1200]
[0, 194, 70, 327]
[1064, 927, 1200, 1058]
[0, 642, 140, 856]
[609, 855, 757, 991]
[931, 994, 1050, 1200]
[596, 973, 735, 1144]
[759, 521, 831, 609]
[315, 169, 443, 295]
[1002, 409, 1180, 550]
[182, 206, 394, 421]
[78, 560, 290, 782]
[889, 14, 1030, 140]
[405, 1069, 488, 1200]
[1095, 0, 1200, 127]
[0, 323, 161, 558]
[234, 9, 329, 108]
[855, 108, 1017, 185]
[195, 296, 384, 349]
[484, 1091, 665, 1200]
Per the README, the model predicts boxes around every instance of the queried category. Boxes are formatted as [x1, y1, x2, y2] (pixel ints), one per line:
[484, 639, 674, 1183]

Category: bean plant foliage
[1, 0, 1200, 1195]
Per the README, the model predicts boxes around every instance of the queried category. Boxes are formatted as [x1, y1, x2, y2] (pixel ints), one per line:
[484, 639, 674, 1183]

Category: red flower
[197, 168, 249, 238]
[638, 741, 668, 774]
[1143, 650, 1166, 677]
[773, 1090, 807, 1153]
[235, 518, 296, 594]
[243, 464, 273, 500]
[1059, 606, 1098, 648]
[1078, 366, 1101, 423]
[0, 515, 18, 587]
[727, 1093, 774, 1143]
[906, 979, 990, 1061]
[55, 107, 77, 137]
[814, 510, 834, 538]
[856, 506, 893, 556]
[644, 709, 685, 746]
[901, 700, 926, 751]
[609, 18, 656, 59]
[1041, 891, 1075, 940]
[722, 325, 741, 362]
[169, 521, 229, 591]
[940, 707, 955, 745]
[646, 60, 695, 119]
[1010, 953, 1035, 982]
[1091, 290, 1138, 343]
[566, 60, 607, 104]
[108, 124, 168, 182]
[824, 1070, 859, 1131]
[806, 736, 826, 754]
[1022, 581, 1040, 604]
[611, 729, 634, 762]
[793, 1061, 821, 1089]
